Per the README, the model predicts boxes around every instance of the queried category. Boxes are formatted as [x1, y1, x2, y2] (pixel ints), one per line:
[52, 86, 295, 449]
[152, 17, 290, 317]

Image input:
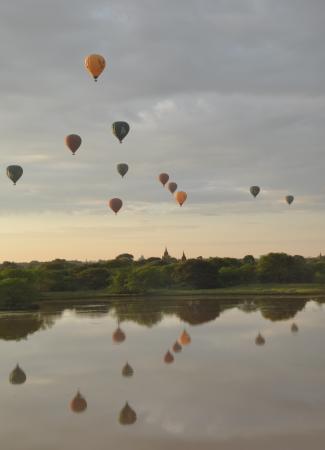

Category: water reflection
[0, 296, 324, 449]
[255, 332, 266, 346]
[122, 362, 134, 377]
[164, 350, 174, 364]
[291, 322, 299, 333]
[119, 402, 137, 425]
[9, 364, 27, 385]
[70, 391, 87, 413]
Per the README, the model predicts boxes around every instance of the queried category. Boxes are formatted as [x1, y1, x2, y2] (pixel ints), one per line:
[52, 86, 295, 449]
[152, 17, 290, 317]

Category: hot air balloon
[84, 54, 106, 81]
[109, 198, 123, 215]
[167, 182, 177, 194]
[179, 329, 191, 346]
[9, 364, 26, 385]
[164, 350, 174, 364]
[65, 134, 82, 155]
[70, 391, 87, 413]
[117, 163, 129, 178]
[250, 186, 260, 198]
[291, 323, 299, 333]
[255, 333, 265, 346]
[122, 362, 134, 377]
[158, 173, 169, 186]
[113, 326, 126, 343]
[119, 402, 137, 425]
[7, 165, 23, 185]
[175, 191, 187, 207]
[112, 122, 130, 143]
[172, 341, 182, 353]
[286, 195, 294, 205]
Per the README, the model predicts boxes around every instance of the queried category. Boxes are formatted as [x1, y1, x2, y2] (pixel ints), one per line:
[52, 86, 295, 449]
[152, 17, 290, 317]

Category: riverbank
[38, 283, 325, 304]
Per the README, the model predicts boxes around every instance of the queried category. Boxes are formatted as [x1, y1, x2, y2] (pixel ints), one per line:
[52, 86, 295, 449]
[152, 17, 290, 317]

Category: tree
[0, 278, 39, 309]
[172, 259, 218, 289]
[74, 267, 110, 290]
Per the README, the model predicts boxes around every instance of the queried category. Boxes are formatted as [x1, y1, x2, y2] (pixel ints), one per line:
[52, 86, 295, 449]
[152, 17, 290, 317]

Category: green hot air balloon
[286, 195, 294, 205]
[117, 163, 129, 178]
[112, 122, 130, 143]
[7, 165, 23, 185]
[250, 186, 260, 198]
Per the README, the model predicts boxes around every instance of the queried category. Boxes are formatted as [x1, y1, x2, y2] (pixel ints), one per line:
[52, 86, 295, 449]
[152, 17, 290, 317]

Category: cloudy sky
[0, 0, 325, 261]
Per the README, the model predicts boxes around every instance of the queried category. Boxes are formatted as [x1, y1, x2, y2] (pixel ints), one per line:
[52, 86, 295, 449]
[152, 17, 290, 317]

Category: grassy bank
[38, 283, 325, 304]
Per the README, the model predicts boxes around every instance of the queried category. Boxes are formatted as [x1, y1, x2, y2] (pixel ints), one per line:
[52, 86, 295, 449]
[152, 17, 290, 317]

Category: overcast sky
[0, 0, 325, 261]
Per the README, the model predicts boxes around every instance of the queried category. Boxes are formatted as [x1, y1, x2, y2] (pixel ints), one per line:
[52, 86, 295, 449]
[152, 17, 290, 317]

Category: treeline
[1, 252, 325, 308]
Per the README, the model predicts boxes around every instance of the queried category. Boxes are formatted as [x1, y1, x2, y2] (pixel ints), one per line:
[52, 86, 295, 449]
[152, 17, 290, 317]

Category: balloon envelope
[255, 333, 265, 346]
[112, 122, 130, 143]
[84, 54, 106, 81]
[7, 165, 23, 185]
[179, 329, 191, 346]
[117, 163, 129, 178]
[109, 198, 123, 215]
[113, 326, 126, 343]
[119, 402, 137, 425]
[167, 181, 177, 194]
[172, 341, 182, 353]
[250, 186, 260, 198]
[65, 134, 82, 155]
[70, 391, 87, 413]
[158, 173, 169, 186]
[122, 362, 134, 377]
[286, 195, 294, 205]
[164, 350, 174, 364]
[9, 364, 26, 385]
[175, 191, 187, 206]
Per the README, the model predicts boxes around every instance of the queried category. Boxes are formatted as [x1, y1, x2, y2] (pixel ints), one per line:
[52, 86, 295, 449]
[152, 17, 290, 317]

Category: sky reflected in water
[0, 297, 324, 450]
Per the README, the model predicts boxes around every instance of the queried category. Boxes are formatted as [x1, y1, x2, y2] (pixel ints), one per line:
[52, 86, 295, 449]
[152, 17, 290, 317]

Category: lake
[0, 296, 324, 449]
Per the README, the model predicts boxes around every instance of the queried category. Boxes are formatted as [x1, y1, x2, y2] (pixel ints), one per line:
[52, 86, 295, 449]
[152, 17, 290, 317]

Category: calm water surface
[0, 296, 324, 450]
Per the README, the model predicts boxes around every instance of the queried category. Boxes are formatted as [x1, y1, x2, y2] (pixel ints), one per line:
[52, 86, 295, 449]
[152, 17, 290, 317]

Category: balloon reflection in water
[70, 391, 87, 413]
[113, 325, 126, 343]
[9, 364, 26, 385]
[255, 333, 266, 346]
[179, 329, 191, 346]
[164, 350, 174, 364]
[172, 341, 182, 353]
[291, 323, 299, 333]
[122, 362, 134, 377]
[119, 402, 137, 425]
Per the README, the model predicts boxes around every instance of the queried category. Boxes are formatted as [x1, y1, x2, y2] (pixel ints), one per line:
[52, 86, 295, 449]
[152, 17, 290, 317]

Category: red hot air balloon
[158, 173, 169, 186]
[164, 350, 174, 364]
[167, 182, 177, 194]
[109, 198, 123, 215]
[65, 134, 82, 155]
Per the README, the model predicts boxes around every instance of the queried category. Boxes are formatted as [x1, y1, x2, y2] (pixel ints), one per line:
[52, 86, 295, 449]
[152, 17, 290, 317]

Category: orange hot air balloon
[113, 326, 126, 343]
[109, 198, 123, 215]
[158, 173, 169, 186]
[84, 54, 106, 81]
[70, 391, 87, 413]
[167, 182, 177, 194]
[172, 341, 182, 353]
[175, 191, 187, 206]
[164, 350, 174, 364]
[179, 329, 191, 346]
[65, 134, 82, 155]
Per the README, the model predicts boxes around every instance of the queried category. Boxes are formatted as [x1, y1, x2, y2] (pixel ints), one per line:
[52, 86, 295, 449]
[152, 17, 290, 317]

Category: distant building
[138, 255, 145, 262]
[181, 251, 187, 262]
[162, 247, 172, 262]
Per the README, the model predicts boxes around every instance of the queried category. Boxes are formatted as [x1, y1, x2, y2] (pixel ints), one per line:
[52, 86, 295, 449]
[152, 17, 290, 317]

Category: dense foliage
[0, 252, 325, 302]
